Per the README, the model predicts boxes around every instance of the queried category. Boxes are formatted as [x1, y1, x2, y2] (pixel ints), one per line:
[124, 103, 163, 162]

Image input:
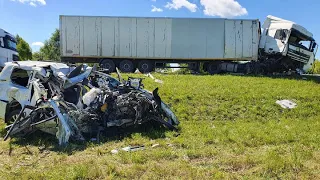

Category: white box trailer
[60, 16, 260, 72]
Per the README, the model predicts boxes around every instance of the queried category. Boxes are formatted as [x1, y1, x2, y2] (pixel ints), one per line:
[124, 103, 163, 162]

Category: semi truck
[59, 15, 317, 74]
[0, 28, 19, 67]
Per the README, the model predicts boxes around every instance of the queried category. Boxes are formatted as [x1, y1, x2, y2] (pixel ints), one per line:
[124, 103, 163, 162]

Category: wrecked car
[0, 61, 179, 145]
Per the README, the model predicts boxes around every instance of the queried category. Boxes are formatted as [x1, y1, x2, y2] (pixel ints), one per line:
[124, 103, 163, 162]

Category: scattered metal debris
[0, 61, 179, 146]
[122, 145, 145, 152]
[167, 143, 174, 147]
[276, 100, 297, 109]
[145, 73, 164, 84]
[111, 149, 119, 154]
[151, 144, 160, 148]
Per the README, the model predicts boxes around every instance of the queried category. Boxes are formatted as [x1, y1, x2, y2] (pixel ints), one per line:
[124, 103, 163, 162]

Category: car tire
[100, 59, 116, 72]
[119, 60, 135, 73]
[138, 60, 154, 73]
[5, 109, 22, 125]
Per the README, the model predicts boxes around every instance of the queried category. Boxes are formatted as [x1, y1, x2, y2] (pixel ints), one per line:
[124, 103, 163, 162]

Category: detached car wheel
[5, 109, 22, 124]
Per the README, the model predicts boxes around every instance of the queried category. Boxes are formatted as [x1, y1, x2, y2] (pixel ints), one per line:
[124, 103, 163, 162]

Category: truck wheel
[119, 60, 135, 73]
[100, 59, 116, 72]
[138, 61, 154, 73]
[203, 62, 209, 72]
[188, 62, 200, 72]
[208, 62, 221, 75]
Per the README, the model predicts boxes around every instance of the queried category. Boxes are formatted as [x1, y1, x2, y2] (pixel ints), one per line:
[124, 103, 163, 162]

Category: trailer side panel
[60, 16, 260, 61]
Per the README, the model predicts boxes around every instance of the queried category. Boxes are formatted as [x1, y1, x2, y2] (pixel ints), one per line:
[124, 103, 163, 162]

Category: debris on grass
[167, 143, 174, 147]
[121, 145, 145, 152]
[151, 144, 160, 148]
[276, 100, 297, 109]
[111, 149, 119, 154]
[145, 73, 164, 84]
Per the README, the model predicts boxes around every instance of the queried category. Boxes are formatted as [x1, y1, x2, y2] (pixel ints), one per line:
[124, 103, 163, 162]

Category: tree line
[16, 29, 60, 61]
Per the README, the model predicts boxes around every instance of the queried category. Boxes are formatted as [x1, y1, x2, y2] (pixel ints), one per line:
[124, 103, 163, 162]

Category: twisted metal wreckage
[0, 61, 179, 146]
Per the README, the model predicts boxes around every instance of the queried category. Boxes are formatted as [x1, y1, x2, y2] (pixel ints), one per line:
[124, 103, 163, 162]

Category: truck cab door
[265, 29, 288, 54]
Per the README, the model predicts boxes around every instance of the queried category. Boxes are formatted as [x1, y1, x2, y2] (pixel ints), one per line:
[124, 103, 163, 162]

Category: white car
[0, 61, 179, 146]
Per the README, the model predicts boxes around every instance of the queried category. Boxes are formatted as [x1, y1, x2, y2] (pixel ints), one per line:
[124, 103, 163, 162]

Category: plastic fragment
[276, 100, 297, 109]
[152, 144, 160, 148]
[111, 149, 119, 154]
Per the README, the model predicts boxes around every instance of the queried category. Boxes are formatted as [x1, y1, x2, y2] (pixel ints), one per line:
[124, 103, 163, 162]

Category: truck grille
[287, 49, 310, 63]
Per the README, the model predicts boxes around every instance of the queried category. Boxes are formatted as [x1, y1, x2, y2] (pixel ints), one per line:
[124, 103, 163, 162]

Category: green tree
[312, 60, 320, 74]
[32, 51, 44, 60]
[16, 35, 32, 61]
[40, 29, 60, 61]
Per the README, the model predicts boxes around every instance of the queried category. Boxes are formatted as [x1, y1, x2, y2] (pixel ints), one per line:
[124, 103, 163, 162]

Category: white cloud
[151, 0, 156, 1]
[200, 0, 247, 18]
[10, 0, 46, 6]
[29, 2, 36, 6]
[165, 0, 197, 12]
[31, 42, 44, 47]
[151, 5, 163, 12]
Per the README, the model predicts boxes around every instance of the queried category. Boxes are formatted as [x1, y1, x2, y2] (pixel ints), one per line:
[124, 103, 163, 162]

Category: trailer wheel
[208, 62, 221, 75]
[119, 60, 135, 73]
[138, 60, 154, 73]
[100, 59, 116, 72]
[188, 62, 200, 72]
[203, 62, 209, 72]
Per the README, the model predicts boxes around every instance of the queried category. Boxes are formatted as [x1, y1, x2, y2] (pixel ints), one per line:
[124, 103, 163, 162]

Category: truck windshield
[288, 30, 313, 51]
[4, 36, 17, 51]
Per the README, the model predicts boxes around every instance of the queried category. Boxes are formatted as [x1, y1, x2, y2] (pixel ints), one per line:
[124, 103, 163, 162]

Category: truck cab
[259, 16, 317, 72]
[0, 28, 19, 67]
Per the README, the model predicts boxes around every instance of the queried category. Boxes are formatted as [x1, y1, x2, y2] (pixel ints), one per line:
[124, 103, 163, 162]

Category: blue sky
[0, 0, 319, 58]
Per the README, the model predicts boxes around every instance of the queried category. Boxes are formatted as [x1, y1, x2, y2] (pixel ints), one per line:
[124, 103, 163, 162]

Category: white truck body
[0, 29, 19, 67]
[60, 16, 260, 61]
[60, 15, 317, 74]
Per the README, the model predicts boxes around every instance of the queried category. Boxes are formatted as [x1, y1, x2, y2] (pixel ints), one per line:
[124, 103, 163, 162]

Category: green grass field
[0, 74, 320, 179]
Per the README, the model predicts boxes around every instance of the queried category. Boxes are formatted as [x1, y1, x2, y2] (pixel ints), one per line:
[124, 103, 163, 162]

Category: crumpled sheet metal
[49, 99, 72, 146]
[64, 67, 93, 89]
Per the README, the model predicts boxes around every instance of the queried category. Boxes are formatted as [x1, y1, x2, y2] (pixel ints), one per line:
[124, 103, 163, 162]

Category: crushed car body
[0, 61, 179, 146]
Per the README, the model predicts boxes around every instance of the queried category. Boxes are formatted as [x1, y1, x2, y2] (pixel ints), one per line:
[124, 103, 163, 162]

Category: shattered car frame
[0, 61, 179, 146]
